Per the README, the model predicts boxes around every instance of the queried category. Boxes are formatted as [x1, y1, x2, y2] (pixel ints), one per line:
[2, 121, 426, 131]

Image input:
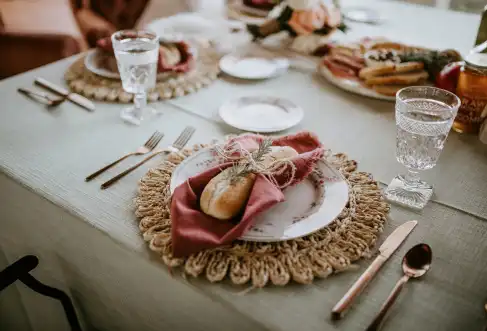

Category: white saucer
[219, 96, 303, 132]
[219, 55, 289, 80]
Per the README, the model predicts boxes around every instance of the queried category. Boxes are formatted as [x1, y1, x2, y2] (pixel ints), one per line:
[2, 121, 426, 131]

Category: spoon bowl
[403, 243, 432, 278]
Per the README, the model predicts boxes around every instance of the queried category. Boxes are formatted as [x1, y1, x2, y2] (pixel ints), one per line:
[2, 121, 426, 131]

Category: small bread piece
[365, 70, 429, 86]
[160, 44, 181, 67]
[359, 62, 425, 80]
[262, 146, 298, 167]
[200, 169, 256, 221]
[372, 84, 413, 96]
[369, 41, 406, 51]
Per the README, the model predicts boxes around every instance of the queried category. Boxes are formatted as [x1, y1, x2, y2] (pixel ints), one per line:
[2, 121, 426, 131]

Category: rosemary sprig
[225, 138, 273, 184]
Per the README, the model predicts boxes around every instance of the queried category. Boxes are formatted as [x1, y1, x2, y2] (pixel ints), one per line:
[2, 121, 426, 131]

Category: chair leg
[0, 255, 82, 331]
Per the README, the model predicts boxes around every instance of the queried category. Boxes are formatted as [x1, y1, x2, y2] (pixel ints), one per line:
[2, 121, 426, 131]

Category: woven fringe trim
[64, 45, 220, 103]
[134, 143, 390, 287]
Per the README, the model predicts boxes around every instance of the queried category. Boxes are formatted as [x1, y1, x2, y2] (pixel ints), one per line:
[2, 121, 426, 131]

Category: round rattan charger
[134, 140, 390, 287]
[64, 45, 220, 103]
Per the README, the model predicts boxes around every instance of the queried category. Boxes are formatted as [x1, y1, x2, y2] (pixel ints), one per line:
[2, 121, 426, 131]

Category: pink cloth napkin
[170, 132, 324, 257]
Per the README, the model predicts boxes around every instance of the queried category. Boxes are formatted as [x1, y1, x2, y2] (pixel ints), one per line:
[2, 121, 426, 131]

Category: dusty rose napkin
[96, 37, 193, 73]
[170, 132, 324, 257]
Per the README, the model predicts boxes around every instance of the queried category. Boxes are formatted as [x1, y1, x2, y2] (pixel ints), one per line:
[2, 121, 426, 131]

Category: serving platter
[318, 64, 395, 101]
[170, 147, 349, 242]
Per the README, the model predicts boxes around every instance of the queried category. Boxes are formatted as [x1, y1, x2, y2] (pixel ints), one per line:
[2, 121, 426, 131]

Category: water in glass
[396, 98, 454, 171]
[115, 38, 158, 94]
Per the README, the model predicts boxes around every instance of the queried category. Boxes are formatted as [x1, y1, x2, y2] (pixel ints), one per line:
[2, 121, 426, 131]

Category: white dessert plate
[318, 64, 395, 102]
[219, 55, 289, 80]
[170, 147, 349, 242]
[219, 96, 303, 133]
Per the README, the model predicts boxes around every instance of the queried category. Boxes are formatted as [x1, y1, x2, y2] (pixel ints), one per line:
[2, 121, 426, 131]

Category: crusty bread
[372, 84, 412, 96]
[262, 146, 299, 167]
[359, 62, 425, 80]
[369, 41, 406, 51]
[365, 70, 429, 86]
[200, 169, 256, 221]
[200, 146, 298, 221]
[160, 44, 181, 66]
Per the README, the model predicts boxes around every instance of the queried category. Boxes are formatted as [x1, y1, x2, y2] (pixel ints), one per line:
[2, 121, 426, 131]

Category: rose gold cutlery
[18, 88, 66, 107]
[34, 77, 95, 112]
[85, 131, 164, 182]
[366, 243, 432, 331]
[101, 126, 195, 189]
[331, 220, 418, 320]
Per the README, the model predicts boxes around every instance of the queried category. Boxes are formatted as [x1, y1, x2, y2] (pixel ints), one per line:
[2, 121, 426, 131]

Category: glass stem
[404, 168, 420, 187]
[133, 93, 146, 118]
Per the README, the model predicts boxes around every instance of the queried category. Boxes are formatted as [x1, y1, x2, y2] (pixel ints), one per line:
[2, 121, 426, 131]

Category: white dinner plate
[219, 55, 289, 80]
[219, 96, 303, 133]
[318, 64, 395, 102]
[170, 148, 349, 242]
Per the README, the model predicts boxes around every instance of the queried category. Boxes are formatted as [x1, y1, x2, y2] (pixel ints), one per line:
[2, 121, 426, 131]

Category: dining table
[1, 1, 487, 330]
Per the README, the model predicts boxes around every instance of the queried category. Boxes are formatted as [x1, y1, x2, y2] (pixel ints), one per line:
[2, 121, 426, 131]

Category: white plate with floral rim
[219, 96, 303, 133]
[84, 40, 198, 80]
[169, 147, 349, 242]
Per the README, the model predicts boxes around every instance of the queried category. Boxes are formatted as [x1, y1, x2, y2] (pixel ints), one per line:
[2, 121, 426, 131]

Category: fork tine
[149, 132, 164, 150]
[144, 131, 158, 148]
[173, 127, 190, 147]
[174, 126, 195, 149]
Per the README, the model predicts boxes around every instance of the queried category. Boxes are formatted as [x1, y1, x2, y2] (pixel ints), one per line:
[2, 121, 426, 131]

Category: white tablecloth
[1, 1, 487, 331]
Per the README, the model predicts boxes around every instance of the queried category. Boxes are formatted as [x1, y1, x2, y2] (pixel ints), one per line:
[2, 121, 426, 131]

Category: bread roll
[262, 146, 299, 167]
[199, 145, 299, 220]
[200, 169, 256, 221]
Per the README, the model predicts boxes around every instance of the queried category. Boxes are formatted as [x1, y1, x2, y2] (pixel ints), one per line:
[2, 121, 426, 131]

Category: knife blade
[34, 77, 95, 112]
[331, 220, 418, 320]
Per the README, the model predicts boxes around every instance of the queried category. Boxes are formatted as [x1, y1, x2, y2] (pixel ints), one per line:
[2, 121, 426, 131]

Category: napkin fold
[170, 132, 324, 258]
[96, 37, 193, 73]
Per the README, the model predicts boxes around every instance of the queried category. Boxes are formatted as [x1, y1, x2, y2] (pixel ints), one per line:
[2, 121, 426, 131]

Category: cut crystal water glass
[384, 86, 461, 210]
[111, 30, 159, 125]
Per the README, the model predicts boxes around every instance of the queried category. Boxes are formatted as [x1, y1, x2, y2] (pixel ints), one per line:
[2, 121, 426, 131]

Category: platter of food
[318, 38, 462, 101]
[170, 146, 349, 242]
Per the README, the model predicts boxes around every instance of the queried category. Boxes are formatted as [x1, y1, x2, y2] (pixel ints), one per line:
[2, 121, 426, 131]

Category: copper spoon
[366, 244, 432, 331]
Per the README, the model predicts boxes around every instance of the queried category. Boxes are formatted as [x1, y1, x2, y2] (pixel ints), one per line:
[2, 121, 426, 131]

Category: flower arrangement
[247, 0, 347, 40]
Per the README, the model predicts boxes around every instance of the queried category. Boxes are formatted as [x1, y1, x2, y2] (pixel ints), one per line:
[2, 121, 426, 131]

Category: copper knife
[331, 220, 418, 320]
[34, 77, 95, 112]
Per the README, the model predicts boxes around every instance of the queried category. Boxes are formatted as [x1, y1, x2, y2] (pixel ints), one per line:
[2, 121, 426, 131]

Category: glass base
[384, 175, 433, 210]
[120, 106, 161, 126]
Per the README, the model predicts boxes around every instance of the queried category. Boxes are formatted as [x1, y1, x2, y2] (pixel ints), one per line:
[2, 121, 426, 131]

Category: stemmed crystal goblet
[111, 30, 160, 125]
[384, 86, 461, 210]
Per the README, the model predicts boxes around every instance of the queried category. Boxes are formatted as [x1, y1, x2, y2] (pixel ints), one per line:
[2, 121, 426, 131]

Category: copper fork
[101, 126, 195, 189]
[18, 87, 66, 107]
[86, 131, 164, 182]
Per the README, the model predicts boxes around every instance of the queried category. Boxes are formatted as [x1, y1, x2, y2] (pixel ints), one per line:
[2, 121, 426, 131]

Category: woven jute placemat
[134, 142, 389, 287]
[64, 45, 220, 103]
